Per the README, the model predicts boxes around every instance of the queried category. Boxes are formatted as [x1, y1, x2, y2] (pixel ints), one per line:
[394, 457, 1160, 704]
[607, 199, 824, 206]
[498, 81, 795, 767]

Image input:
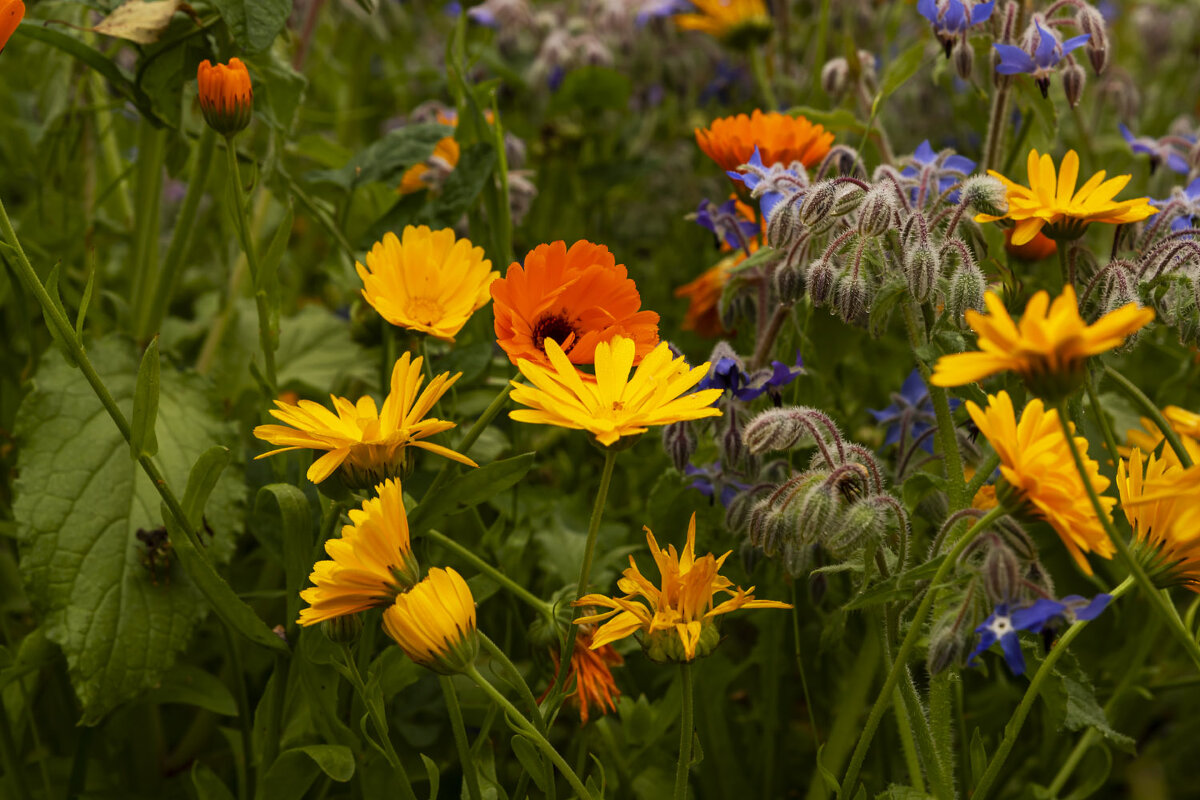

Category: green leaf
[786, 106, 868, 135]
[511, 735, 552, 794]
[42, 263, 77, 366]
[76, 253, 96, 339]
[548, 66, 632, 115]
[968, 727, 988, 789]
[209, 0, 294, 53]
[305, 124, 450, 190]
[876, 41, 929, 104]
[816, 743, 841, 794]
[876, 787, 934, 800]
[254, 484, 313, 625]
[130, 336, 161, 460]
[901, 471, 949, 511]
[421, 753, 441, 800]
[1055, 674, 1136, 753]
[275, 305, 376, 395]
[843, 556, 946, 611]
[141, 663, 237, 716]
[13, 25, 152, 119]
[13, 338, 250, 722]
[260, 744, 355, 800]
[192, 763, 237, 800]
[181, 447, 233, 531]
[409, 453, 536, 534]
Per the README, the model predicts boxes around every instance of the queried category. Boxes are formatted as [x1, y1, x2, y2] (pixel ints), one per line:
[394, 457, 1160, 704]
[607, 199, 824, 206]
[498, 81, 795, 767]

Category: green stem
[1053, 400, 1200, 674]
[1103, 365, 1194, 468]
[466, 665, 595, 800]
[981, 79, 1012, 175]
[224, 139, 277, 393]
[1058, 242, 1071, 286]
[749, 46, 779, 110]
[260, 654, 288, 779]
[1086, 370, 1123, 465]
[839, 505, 1004, 797]
[129, 123, 167, 331]
[674, 662, 694, 800]
[964, 451, 1001, 500]
[880, 613, 947, 799]
[425, 529, 554, 621]
[790, 584, 820, 744]
[441, 676, 483, 800]
[0, 694, 31, 800]
[221, 623, 253, 800]
[971, 576, 1135, 800]
[141, 126, 217, 339]
[478, 633, 546, 732]
[811, 0, 832, 97]
[341, 650, 418, 800]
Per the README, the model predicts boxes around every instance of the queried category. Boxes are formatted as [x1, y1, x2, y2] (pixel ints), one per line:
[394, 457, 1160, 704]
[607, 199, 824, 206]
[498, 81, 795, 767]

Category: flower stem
[425, 528, 554, 620]
[1102, 365, 1194, 468]
[839, 505, 1004, 797]
[220, 623, 254, 800]
[981, 79, 1012, 175]
[751, 303, 791, 371]
[811, 0, 832, 97]
[340, 649, 418, 800]
[466, 665, 595, 800]
[749, 46, 779, 110]
[478, 633, 547, 733]
[674, 662, 694, 800]
[0, 692, 32, 800]
[971, 575, 1135, 800]
[1053, 399, 1200, 674]
[441, 676, 483, 800]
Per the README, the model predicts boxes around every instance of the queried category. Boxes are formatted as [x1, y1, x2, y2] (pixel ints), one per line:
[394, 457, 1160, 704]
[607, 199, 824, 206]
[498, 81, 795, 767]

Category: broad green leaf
[275, 305, 376, 395]
[305, 125, 450, 190]
[843, 556, 946, 610]
[14, 338, 247, 723]
[420, 753, 441, 800]
[260, 744, 355, 800]
[876, 41, 930, 103]
[210, 0, 294, 53]
[254, 484, 313, 625]
[1055, 674, 1135, 753]
[786, 106, 868, 134]
[182, 447, 233, 531]
[409, 453, 536, 534]
[130, 337, 160, 460]
[92, 0, 182, 45]
[141, 663, 237, 716]
[511, 735, 552, 794]
[192, 763, 237, 800]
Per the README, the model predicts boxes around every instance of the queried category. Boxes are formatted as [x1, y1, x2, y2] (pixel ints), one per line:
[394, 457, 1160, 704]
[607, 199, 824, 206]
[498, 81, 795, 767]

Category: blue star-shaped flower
[1120, 124, 1191, 175]
[698, 351, 805, 403]
[685, 462, 749, 507]
[727, 147, 807, 222]
[1152, 177, 1200, 233]
[994, 21, 1090, 96]
[635, 0, 692, 26]
[900, 140, 977, 206]
[695, 198, 759, 251]
[868, 369, 959, 453]
[918, 0, 996, 56]
[969, 594, 1112, 675]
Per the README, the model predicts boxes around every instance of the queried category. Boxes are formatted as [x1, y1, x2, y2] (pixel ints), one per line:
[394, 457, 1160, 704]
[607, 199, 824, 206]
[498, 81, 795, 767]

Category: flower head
[491, 240, 660, 370]
[994, 21, 1090, 96]
[1123, 407, 1200, 466]
[931, 285, 1154, 397]
[917, 0, 995, 56]
[685, 462, 749, 507]
[399, 135, 460, 194]
[297, 480, 420, 626]
[675, 254, 740, 338]
[1152, 177, 1200, 234]
[197, 58, 253, 137]
[673, 0, 773, 47]
[698, 350, 804, 402]
[976, 149, 1158, 245]
[1120, 124, 1191, 176]
[870, 368, 960, 453]
[966, 391, 1116, 574]
[544, 624, 623, 725]
[383, 567, 479, 674]
[727, 147, 810, 223]
[696, 111, 834, 174]
[900, 140, 976, 207]
[969, 594, 1111, 674]
[575, 513, 791, 662]
[1117, 449, 1200, 590]
[509, 336, 723, 447]
[356, 226, 497, 342]
[0, 0, 24, 56]
[695, 197, 759, 251]
[253, 352, 476, 486]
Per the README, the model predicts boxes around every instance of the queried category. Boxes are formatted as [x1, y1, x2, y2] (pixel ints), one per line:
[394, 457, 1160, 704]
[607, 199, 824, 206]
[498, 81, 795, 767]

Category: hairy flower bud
[808, 259, 836, 306]
[856, 187, 895, 237]
[661, 421, 696, 472]
[721, 419, 746, 467]
[834, 269, 869, 323]
[927, 610, 967, 675]
[743, 406, 837, 454]
[952, 39, 975, 81]
[983, 543, 1022, 604]
[775, 262, 805, 305]
[725, 488, 757, 535]
[1062, 63, 1086, 109]
[800, 181, 838, 227]
[821, 57, 850, 100]
[905, 245, 939, 303]
[794, 480, 837, 547]
[961, 175, 1008, 218]
[832, 184, 866, 216]
[827, 499, 885, 557]
[946, 262, 987, 323]
[1076, 5, 1109, 74]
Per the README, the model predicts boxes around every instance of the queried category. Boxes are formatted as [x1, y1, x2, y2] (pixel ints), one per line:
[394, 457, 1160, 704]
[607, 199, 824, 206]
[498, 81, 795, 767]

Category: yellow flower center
[406, 296, 447, 326]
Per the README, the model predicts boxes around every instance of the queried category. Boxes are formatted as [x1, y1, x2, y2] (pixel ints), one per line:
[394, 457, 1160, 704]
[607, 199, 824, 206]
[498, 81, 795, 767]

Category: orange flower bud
[197, 58, 253, 137]
[0, 1, 25, 56]
[1003, 228, 1057, 262]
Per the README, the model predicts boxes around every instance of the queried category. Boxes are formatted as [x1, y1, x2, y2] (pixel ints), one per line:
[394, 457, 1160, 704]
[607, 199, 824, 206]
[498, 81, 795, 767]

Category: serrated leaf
[92, 0, 182, 45]
[1057, 674, 1135, 753]
[130, 336, 160, 459]
[209, 0, 293, 53]
[14, 338, 247, 723]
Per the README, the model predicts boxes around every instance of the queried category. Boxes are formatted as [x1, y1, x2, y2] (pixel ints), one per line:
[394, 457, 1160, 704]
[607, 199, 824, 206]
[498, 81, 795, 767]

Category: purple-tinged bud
[856, 186, 895, 237]
[721, 419, 746, 467]
[905, 245, 939, 304]
[725, 488, 757, 535]
[795, 481, 837, 547]
[808, 259, 836, 306]
[952, 39, 975, 81]
[821, 57, 850, 100]
[742, 406, 835, 454]
[766, 198, 803, 249]
[800, 181, 838, 227]
[982, 543, 1022, 605]
[775, 263, 805, 305]
[834, 269, 869, 324]
[661, 421, 696, 472]
[961, 175, 1008, 218]
[1062, 63, 1086, 109]
[1076, 5, 1109, 74]
[832, 184, 866, 216]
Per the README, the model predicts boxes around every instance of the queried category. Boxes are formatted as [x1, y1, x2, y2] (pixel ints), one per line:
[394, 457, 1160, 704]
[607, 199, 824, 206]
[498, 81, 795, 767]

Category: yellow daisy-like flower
[356, 225, 498, 342]
[1122, 407, 1200, 466]
[509, 335, 723, 447]
[383, 566, 479, 674]
[575, 513, 791, 662]
[297, 479, 420, 626]
[931, 285, 1154, 397]
[675, 0, 772, 46]
[967, 391, 1116, 574]
[976, 149, 1158, 245]
[1117, 449, 1200, 590]
[253, 352, 476, 486]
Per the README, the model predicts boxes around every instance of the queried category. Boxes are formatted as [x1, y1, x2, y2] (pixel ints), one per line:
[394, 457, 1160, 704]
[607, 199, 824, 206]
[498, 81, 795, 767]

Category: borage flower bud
[946, 261, 986, 322]
[1076, 5, 1109, 74]
[905, 245, 939, 303]
[775, 263, 805, 305]
[795, 481, 838, 547]
[801, 181, 838, 228]
[807, 259, 836, 307]
[197, 58, 254, 137]
[833, 269, 868, 323]
[927, 610, 967, 675]
[662, 421, 697, 472]
[383, 567, 479, 674]
[960, 175, 1008, 218]
[832, 183, 867, 216]
[856, 187, 895, 237]
[952, 39, 975, 81]
[829, 499, 884, 556]
[821, 57, 850, 100]
[743, 406, 835, 454]
[1061, 63, 1086, 109]
[982, 542, 1022, 605]
[0, 0, 25, 56]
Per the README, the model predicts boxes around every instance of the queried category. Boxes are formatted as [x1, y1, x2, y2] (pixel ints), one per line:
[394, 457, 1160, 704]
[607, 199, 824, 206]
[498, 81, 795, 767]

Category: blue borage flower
[969, 594, 1112, 675]
[1151, 177, 1200, 234]
[728, 147, 809, 223]
[994, 20, 1089, 97]
[685, 462, 749, 507]
[900, 140, 977, 207]
[917, 0, 995, 57]
[635, 0, 691, 26]
[695, 198, 759, 251]
[699, 351, 804, 403]
[1120, 124, 1192, 176]
[869, 368, 960, 454]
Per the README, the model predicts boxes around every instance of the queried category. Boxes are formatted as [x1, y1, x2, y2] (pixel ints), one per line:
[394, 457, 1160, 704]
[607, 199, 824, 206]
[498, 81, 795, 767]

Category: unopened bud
[800, 181, 838, 227]
[952, 40, 975, 81]
[834, 269, 868, 324]
[961, 175, 1008, 218]
[321, 613, 363, 645]
[905, 246, 939, 303]
[828, 499, 884, 557]
[983, 544, 1022, 604]
[1076, 6, 1109, 74]
[661, 421, 696, 472]
[795, 481, 837, 547]
[946, 263, 987, 323]
[832, 184, 866, 216]
[766, 198, 803, 248]
[775, 263, 805, 305]
[856, 187, 895, 237]
[725, 489, 757, 535]
[743, 406, 827, 454]
[1062, 63, 1086, 109]
[927, 611, 967, 675]
[808, 259, 836, 306]
[821, 57, 850, 100]
[721, 420, 746, 467]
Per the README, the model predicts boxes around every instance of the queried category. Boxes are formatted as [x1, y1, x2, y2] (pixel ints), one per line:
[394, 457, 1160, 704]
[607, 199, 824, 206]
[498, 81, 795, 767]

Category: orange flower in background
[676, 253, 741, 338]
[0, 1, 24, 55]
[399, 136, 460, 194]
[543, 624, 623, 725]
[491, 240, 660, 369]
[1003, 228, 1057, 261]
[197, 58, 253, 136]
[696, 111, 834, 173]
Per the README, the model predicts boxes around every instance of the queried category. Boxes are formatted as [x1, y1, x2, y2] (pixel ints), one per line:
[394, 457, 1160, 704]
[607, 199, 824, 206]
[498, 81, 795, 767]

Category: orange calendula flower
[675, 0, 772, 46]
[1117, 449, 1200, 590]
[931, 285, 1154, 398]
[399, 136, 460, 194]
[0, 0, 24, 55]
[696, 110, 834, 173]
[1122, 408, 1200, 466]
[356, 225, 497, 341]
[976, 149, 1158, 245]
[253, 352, 476, 487]
[509, 336, 723, 447]
[490, 240, 660, 369]
[676, 253, 741, 338]
[197, 58, 253, 136]
[544, 624, 623, 725]
[383, 567, 479, 674]
[575, 513, 791, 662]
[297, 479, 420, 626]
[967, 391, 1116, 574]
[1003, 228, 1057, 261]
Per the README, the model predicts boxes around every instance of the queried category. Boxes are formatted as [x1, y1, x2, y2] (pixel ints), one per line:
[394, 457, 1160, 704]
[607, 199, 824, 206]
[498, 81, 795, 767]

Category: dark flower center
[532, 313, 579, 354]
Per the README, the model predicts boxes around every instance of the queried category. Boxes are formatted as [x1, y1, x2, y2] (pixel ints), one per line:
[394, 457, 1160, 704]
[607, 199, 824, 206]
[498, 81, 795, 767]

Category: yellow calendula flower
[575, 513, 791, 662]
[1123, 407, 1200, 466]
[931, 285, 1154, 398]
[967, 391, 1116, 574]
[383, 567, 479, 673]
[297, 479, 420, 626]
[357, 225, 498, 342]
[509, 335, 723, 448]
[1117, 449, 1200, 590]
[976, 149, 1158, 244]
[253, 352, 476, 487]
[675, 0, 772, 47]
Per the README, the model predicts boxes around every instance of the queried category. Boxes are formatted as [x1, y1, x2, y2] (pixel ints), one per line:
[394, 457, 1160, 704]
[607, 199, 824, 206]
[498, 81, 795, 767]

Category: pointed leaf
[130, 336, 160, 459]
